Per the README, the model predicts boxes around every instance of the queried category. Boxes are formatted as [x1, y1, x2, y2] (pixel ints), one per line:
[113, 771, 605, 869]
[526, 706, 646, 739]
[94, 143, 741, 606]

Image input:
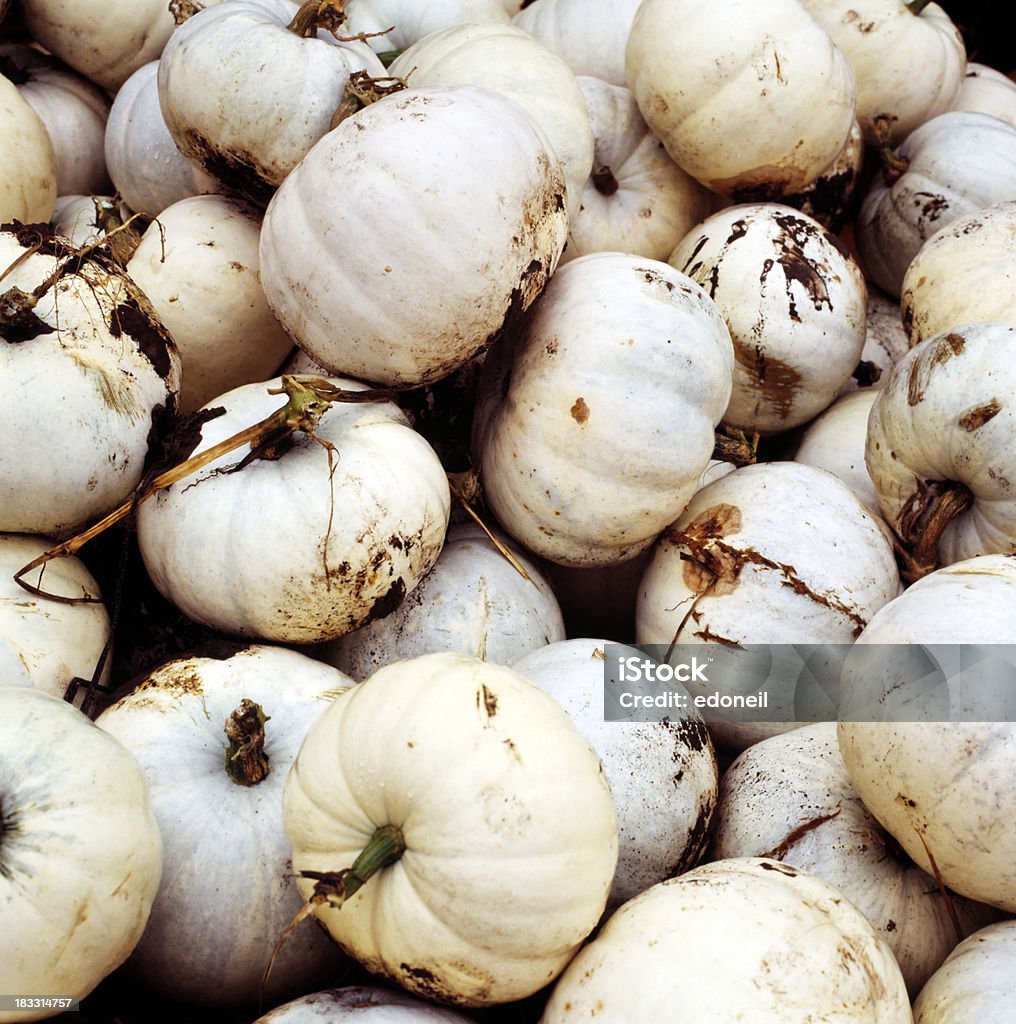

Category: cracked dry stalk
[12, 376, 398, 603]
[893, 480, 974, 583]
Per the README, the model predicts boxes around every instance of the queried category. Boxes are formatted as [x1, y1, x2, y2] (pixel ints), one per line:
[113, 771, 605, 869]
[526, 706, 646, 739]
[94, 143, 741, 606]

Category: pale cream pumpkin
[0, 687, 163, 1023]
[626, 0, 857, 200]
[471, 251, 733, 566]
[125, 193, 293, 413]
[258, 85, 568, 387]
[952, 61, 1016, 129]
[283, 651, 618, 1006]
[800, 0, 966, 145]
[0, 71, 57, 225]
[253, 986, 476, 1022]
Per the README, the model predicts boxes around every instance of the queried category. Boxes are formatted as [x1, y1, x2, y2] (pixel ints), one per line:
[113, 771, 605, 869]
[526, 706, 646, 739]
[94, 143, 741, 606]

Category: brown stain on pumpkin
[570, 396, 590, 423]
[733, 338, 802, 422]
[958, 399, 1001, 431]
[907, 332, 966, 406]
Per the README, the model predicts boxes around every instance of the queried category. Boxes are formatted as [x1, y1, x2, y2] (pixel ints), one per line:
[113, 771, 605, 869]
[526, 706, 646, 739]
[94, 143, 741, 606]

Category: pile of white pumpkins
[2, 0, 1016, 1020]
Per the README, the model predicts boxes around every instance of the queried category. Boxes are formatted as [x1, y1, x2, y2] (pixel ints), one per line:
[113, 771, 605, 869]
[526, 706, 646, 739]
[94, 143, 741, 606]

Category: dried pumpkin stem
[224, 699, 271, 786]
[711, 424, 760, 467]
[287, 0, 348, 37]
[905, 0, 934, 15]
[896, 480, 973, 583]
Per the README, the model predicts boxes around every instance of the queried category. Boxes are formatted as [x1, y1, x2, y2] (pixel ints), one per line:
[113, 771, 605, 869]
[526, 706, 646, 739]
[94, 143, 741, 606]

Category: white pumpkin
[512, 638, 718, 907]
[283, 651, 618, 1006]
[0, 223, 180, 536]
[837, 554, 1016, 913]
[95, 645, 351, 1006]
[669, 203, 868, 433]
[901, 199, 1016, 346]
[800, 0, 966, 145]
[472, 252, 734, 567]
[512, 0, 644, 87]
[341, 0, 510, 56]
[625, 0, 857, 200]
[387, 23, 594, 223]
[18, 0, 223, 92]
[713, 721, 999, 995]
[258, 85, 568, 387]
[913, 920, 1016, 1023]
[952, 61, 1016, 130]
[318, 520, 566, 680]
[125, 193, 293, 413]
[0, 533, 110, 702]
[855, 110, 1016, 297]
[104, 61, 220, 218]
[795, 389, 881, 512]
[157, 0, 387, 204]
[635, 461, 901, 749]
[0, 70, 57, 224]
[0, 687, 163, 1023]
[564, 76, 714, 263]
[865, 322, 1016, 575]
[540, 858, 912, 1022]
[0, 44, 110, 197]
[254, 986, 476, 1023]
[135, 375, 451, 643]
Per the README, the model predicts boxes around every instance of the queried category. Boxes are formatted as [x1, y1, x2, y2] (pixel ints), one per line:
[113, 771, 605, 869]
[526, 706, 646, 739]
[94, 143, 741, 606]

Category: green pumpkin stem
[224, 699, 271, 785]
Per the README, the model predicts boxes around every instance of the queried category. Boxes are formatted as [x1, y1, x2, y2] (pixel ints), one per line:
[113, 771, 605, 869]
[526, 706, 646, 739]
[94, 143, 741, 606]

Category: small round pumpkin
[283, 651, 618, 1007]
[0, 69, 57, 225]
[0, 687, 163, 1021]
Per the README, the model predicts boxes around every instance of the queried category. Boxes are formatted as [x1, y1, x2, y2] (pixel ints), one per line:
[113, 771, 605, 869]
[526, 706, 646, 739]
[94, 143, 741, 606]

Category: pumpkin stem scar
[10, 376, 398, 604]
[224, 699, 271, 785]
[894, 479, 974, 584]
[261, 824, 406, 1008]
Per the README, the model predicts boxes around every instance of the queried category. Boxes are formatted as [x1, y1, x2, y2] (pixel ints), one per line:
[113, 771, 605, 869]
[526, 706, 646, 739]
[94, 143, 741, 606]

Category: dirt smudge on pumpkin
[958, 398, 1001, 431]
[760, 807, 842, 860]
[362, 576, 406, 625]
[179, 127, 277, 207]
[907, 332, 965, 406]
[477, 684, 498, 720]
[765, 212, 834, 322]
[570, 396, 590, 423]
[733, 338, 802, 421]
[107, 292, 176, 381]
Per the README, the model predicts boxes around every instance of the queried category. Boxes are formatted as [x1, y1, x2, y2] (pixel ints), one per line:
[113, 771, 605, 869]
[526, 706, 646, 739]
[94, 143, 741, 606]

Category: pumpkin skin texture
[0, 687, 163, 1022]
[952, 62, 1016, 130]
[157, 0, 387, 205]
[253, 985, 476, 1022]
[799, 0, 966, 146]
[838, 287, 910, 397]
[713, 721, 999, 996]
[901, 200, 1016, 346]
[0, 71, 57, 224]
[95, 646, 350, 1007]
[625, 0, 857, 201]
[855, 110, 1016, 298]
[511, 638, 718, 908]
[387, 24, 594, 225]
[135, 376, 451, 644]
[669, 203, 868, 434]
[539, 858, 912, 1023]
[0, 533, 110, 701]
[865, 322, 1016, 570]
[913, 920, 1016, 1023]
[125, 193, 294, 414]
[104, 61, 221, 218]
[259, 86, 568, 387]
[318, 521, 566, 681]
[837, 554, 1016, 913]
[472, 252, 733, 567]
[283, 651, 618, 1007]
[0, 224, 180, 536]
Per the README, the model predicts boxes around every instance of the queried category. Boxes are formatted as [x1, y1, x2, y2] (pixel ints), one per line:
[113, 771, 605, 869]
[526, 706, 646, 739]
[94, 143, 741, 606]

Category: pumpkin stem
[330, 69, 409, 129]
[287, 0, 348, 38]
[711, 424, 760, 467]
[904, 0, 934, 15]
[169, 0, 205, 24]
[591, 165, 619, 197]
[12, 375, 399, 604]
[447, 470, 533, 582]
[224, 699, 271, 785]
[894, 479, 974, 583]
[872, 116, 909, 183]
[260, 824, 406, 1006]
